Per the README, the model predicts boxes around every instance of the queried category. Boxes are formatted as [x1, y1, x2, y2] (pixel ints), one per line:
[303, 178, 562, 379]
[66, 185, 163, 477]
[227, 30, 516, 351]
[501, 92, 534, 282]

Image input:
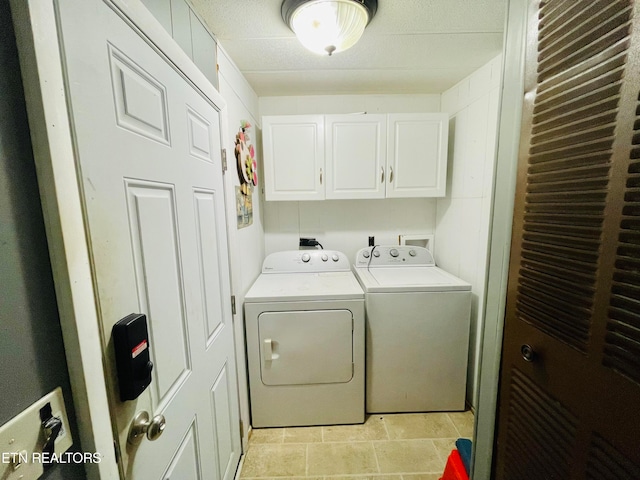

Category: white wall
[227, 69, 502, 421]
[436, 55, 502, 408]
[259, 94, 441, 260]
[218, 46, 264, 447]
[259, 94, 440, 116]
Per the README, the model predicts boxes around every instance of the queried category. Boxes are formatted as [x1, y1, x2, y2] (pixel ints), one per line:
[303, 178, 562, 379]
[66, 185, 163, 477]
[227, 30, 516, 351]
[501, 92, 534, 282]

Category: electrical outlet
[0, 387, 73, 479]
[299, 237, 317, 247]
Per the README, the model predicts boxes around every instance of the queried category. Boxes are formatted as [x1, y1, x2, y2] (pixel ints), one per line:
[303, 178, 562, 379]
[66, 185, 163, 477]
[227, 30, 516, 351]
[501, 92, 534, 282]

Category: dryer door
[258, 309, 353, 386]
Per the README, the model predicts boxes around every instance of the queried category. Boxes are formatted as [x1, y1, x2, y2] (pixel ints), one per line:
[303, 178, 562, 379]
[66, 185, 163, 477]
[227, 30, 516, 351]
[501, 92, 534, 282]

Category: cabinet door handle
[381, 167, 384, 183]
[389, 166, 394, 183]
[320, 168, 323, 185]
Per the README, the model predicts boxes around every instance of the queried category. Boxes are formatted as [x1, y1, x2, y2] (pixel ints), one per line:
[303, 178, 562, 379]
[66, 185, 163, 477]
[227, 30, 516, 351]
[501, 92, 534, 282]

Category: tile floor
[238, 411, 474, 480]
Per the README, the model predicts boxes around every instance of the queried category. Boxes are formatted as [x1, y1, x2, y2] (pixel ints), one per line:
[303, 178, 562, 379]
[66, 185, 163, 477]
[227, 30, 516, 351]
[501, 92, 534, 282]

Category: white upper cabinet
[261, 113, 449, 201]
[325, 114, 386, 200]
[262, 115, 325, 201]
[386, 113, 449, 198]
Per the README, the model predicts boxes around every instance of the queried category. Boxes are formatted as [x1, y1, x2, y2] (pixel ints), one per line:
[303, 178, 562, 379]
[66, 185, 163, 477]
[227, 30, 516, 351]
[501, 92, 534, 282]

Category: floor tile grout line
[248, 437, 462, 446]
[381, 415, 391, 441]
[371, 440, 382, 474]
[445, 412, 462, 438]
[241, 469, 445, 479]
[431, 437, 448, 466]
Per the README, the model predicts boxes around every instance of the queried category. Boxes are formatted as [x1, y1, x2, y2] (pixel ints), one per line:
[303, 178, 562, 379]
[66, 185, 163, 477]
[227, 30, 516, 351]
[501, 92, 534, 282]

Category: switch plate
[0, 387, 73, 479]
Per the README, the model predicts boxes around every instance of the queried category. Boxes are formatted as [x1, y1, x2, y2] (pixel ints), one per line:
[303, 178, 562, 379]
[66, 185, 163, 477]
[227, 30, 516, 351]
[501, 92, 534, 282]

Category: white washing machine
[244, 250, 365, 427]
[352, 245, 471, 413]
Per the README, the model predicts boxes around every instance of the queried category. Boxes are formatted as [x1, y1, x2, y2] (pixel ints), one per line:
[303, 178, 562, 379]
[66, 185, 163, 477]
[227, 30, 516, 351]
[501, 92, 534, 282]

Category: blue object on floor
[455, 438, 472, 475]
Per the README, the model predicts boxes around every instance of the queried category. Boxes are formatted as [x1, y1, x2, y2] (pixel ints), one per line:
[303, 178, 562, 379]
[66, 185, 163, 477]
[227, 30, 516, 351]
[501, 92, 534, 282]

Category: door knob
[520, 344, 536, 362]
[128, 411, 166, 445]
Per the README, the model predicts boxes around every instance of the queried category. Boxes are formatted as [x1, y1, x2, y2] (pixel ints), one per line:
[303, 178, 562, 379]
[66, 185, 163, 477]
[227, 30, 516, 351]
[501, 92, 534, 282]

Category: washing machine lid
[245, 271, 364, 302]
[353, 266, 471, 293]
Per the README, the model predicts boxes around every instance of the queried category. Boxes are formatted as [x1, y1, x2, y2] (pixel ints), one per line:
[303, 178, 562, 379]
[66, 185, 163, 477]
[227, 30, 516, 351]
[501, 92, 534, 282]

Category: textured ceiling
[190, 0, 506, 96]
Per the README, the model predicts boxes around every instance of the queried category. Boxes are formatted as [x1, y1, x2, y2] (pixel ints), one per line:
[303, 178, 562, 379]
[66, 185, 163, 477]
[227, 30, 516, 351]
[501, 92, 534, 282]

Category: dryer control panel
[354, 246, 435, 267]
[262, 250, 351, 273]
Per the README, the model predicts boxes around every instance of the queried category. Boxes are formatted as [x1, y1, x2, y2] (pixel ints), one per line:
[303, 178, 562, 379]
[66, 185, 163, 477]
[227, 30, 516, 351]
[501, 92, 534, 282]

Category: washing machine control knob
[390, 248, 399, 257]
[409, 249, 417, 257]
[331, 254, 339, 262]
[301, 253, 311, 263]
[373, 250, 380, 257]
[362, 251, 370, 258]
[321, 254, 328, 262]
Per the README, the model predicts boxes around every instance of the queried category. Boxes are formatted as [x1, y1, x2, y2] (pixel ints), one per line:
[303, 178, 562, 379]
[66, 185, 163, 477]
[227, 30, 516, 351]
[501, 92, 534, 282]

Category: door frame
[11, 0, 532, 477]
[471, 1, 528, 479]
[10, 1, 233, 478]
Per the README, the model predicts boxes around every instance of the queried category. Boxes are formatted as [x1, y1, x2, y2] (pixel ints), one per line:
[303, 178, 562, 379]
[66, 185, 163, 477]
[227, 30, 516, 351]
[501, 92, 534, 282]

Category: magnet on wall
[235, 120, 256, 228]
[235, 120, 258, 189]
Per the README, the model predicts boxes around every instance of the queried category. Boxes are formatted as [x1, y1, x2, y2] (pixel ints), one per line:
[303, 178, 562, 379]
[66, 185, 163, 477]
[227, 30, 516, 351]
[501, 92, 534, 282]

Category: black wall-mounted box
[112, 313, 153, 401]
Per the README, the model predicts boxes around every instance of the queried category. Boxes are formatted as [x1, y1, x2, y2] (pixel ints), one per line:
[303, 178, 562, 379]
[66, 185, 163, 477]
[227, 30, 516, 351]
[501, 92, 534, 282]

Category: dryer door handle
[263, 338, 279, 362]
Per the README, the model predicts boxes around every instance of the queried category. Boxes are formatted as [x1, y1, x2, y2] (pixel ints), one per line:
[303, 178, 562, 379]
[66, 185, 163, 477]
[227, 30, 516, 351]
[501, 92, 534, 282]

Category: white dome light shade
[290, 0, 369, 56]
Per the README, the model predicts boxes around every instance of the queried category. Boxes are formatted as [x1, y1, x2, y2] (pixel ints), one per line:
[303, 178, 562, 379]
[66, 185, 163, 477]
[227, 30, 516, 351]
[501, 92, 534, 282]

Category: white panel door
[325, 114, 386, 199]
[262, 115, 325, 200]
[386, 113, 449, 197]
[47, 1, 241, 479]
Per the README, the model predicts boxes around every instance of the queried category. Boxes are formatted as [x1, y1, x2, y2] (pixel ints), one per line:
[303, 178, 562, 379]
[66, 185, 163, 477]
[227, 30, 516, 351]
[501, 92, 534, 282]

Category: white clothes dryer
[352, 245, 471, 413]
[244, 250, 365, 427]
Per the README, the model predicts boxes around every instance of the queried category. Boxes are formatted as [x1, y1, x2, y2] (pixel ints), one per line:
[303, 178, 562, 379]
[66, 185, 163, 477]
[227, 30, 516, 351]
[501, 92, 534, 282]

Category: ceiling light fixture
[282, 0, 378, 56]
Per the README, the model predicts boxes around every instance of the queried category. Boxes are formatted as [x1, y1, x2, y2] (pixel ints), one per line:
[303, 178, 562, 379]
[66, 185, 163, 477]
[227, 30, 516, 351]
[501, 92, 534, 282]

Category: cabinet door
[386, 113, 449, 197]
[139, 0, 172, 32]
[325, 114, 386, 199]
[190, 10, 218, 89]
[170, 0, 192, 59]
[262, 115, 324, 201]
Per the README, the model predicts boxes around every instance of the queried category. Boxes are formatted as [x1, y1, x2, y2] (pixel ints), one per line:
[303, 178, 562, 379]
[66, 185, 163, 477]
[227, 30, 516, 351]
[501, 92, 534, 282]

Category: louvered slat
[537, 1, 632, 82]
[515, 0, 633, 352]
[528, 166, 611, 188]
[585, 434, 640, 479]
[503, 369, 577, 480]
[603, 101, 640, 384]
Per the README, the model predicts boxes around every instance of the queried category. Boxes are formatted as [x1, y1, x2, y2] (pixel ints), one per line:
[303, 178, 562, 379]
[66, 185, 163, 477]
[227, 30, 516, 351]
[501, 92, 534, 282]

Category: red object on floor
[440, 449, 469, 480]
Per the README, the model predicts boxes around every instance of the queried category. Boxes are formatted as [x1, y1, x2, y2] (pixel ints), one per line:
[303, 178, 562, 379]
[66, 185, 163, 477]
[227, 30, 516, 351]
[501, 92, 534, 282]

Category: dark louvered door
[495, 1, 640, 479]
